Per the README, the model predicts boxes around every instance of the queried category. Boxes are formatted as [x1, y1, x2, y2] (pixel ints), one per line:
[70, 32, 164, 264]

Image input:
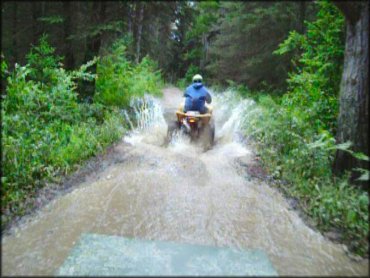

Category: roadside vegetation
[1, 36, 163, 228]
[240, 92, 368, 256]
[236, 2, 368, 256]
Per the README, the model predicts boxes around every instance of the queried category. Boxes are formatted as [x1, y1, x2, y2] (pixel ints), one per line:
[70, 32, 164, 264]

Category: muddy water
[2, 87, 368, 276]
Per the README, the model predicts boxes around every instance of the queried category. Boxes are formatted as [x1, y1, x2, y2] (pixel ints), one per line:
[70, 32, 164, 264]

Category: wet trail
[1, 87, 368, 276]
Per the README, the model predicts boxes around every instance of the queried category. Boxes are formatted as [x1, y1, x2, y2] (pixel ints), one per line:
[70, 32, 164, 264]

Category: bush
[1, 37, 127, 224]
[26, 34, 63, 84]
[240, 92, 368, 256]
[274, 1, 344, 133]
[239, 2, 368, 256]
[176, 64, 201, 90]
[94, 39, 163, 107]
[2, 34, 165, 228]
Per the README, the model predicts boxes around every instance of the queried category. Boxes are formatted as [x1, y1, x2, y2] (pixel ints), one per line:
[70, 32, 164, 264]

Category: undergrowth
[1, 35, 163, 228]
[231, 2, 368, 257]
[238, 91, 368, 257]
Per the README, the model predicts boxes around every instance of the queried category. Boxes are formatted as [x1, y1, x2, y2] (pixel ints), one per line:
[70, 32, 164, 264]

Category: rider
[183, 74, 212, 114]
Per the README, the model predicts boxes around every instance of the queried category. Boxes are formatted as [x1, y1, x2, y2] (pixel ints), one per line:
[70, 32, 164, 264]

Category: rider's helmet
[192, 74, 203, 83]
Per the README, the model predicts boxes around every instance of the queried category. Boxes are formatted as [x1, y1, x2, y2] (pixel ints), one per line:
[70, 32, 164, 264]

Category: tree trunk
[298, 2, 306, 34]
[135, 2, 144, 64]
[127, 3, 133, 35]
[82, 2, 106, 100]
[333, 1, 369, 183]
[40, 2, 46, 35]
[12, 2, 18, 64]
[63, 1, 74, 69]
[200, 32, 206, 70]
[31, 2, 40, 44]
[85, 2, 106, 62]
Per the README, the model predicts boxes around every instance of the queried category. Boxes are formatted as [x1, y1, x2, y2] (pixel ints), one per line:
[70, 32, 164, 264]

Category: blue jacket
[183, 83, 212, 114]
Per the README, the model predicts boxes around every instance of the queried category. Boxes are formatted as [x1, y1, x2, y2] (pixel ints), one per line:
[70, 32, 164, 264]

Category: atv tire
[199, 121, 215, 150]
[166, 121, 179, 144]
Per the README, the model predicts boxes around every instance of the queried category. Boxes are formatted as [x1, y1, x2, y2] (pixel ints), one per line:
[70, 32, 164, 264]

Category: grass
[235, 89, 369, 257]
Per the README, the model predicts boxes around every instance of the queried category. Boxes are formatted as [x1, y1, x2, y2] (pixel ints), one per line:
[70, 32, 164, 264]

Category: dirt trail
[1, 87, 368, 276]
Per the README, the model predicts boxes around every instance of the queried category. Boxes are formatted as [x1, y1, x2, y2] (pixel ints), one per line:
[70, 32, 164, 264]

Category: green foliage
[26, 34, 63, 83]
[49, 110, 125, 170]
[237, 1, 367, 256]
[38, 15, 64, 24]
[184, 65, 201, 83]
[206, 1, 305, 90]
[186, 1, 219, 39]
[182, 1, 220, 68]
[89, 21, 125, 38]
[176, 64, 201, 89]
[274, 1, 345, 133]
[2, 34, 164, 227]
[326, 141, 370, 182]
[1, 38, 127, 225]
[240, 92, 368, 256]
[94, 39, 163, 107]
[1, 53, 8, 76]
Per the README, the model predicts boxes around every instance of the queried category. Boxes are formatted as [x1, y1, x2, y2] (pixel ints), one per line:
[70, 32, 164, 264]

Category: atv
[167, 109, 215, 150]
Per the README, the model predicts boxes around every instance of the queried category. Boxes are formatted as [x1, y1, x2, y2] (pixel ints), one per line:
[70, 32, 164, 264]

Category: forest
[1, 0, 369, 260]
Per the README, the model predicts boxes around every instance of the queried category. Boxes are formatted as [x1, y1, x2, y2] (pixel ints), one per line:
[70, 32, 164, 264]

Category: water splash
[122, 109, 135, 130]
[124, 89, 256, 152]
[130, 95, 166, 131]
[124, 95, 168, 146]
[211, 90, 256, 145]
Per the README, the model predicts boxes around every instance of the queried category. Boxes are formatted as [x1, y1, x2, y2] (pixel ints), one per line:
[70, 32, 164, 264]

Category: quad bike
[167, 108, 215, 150]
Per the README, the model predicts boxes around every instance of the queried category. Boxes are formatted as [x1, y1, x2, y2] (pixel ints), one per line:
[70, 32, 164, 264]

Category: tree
[332, 1, 369, 182]
[166, 1, 195, 81]
[11, 2, 18, 63]
[140, 2, 177, 79]
[184, 1, 220, 72]
[135, 2, 145, 64]
[206, 1, 313, 90]
[273, 1, 345, 133]
[84, 2, 106, 62]
[63, 1, 74, 69]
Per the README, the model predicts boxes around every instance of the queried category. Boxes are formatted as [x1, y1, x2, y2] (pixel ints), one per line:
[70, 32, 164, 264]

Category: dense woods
[1, 1, 315, 88]
[1, 1, 368, 256]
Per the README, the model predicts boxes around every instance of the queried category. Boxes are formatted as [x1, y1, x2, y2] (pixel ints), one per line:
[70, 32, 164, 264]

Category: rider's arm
[205, 91, 212, 104]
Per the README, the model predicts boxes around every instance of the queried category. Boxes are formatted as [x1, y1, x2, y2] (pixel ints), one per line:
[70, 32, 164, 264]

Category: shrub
[240, 1, 368, 256]
[176, 64, 201, 90]
[26, 34, 63, 84]
[2, 34, 164, 228]
[274, 1, 345, 133]
[94, 39, 163, 107]
[1, 37, 126, 225]
[240, 92, 368, 256]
